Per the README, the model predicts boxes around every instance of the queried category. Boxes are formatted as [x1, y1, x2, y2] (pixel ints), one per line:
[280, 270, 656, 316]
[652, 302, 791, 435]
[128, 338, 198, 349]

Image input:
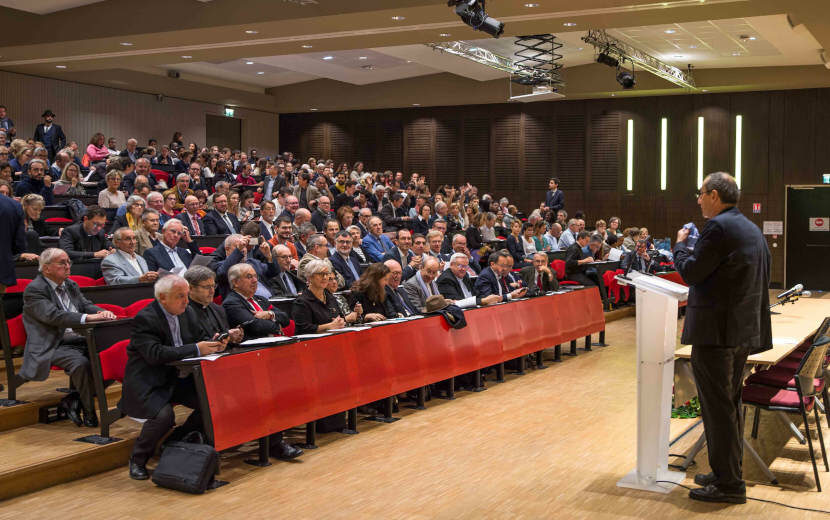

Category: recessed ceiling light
[405, 60, 413, 63]
[391, 15, 405, 21]
[732, 51, 741, 56]
[120, 42, 133, 46]
[577, 47, 584, 51]
[689, 45, 698, 49]
[412, 103, 421, 106]
[245, 61, 254, 65]
[524, 3, 539, 7]
[563, 22, 577, 27]
[301, 44, 313, 49]
[245, 30, 258, 34]
[664, 29, 676, 34]
[702, 89, 709, 92]
[361, 64, 376, 70]
[256, 71, 265, 75]
[358, 56, 368, 60]
[181, 55, 192, 59]
[611, 93, 616, 97]
[439, 33, 451, 37]
[674, 55, 684, 58]
[55, 65, 66, 69]
[310, 108, 318, 111]
[322, 56, 334, 60]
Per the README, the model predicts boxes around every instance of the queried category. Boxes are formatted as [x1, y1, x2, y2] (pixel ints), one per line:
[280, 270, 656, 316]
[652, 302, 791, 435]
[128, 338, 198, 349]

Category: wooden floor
[1, 297, 829, 518]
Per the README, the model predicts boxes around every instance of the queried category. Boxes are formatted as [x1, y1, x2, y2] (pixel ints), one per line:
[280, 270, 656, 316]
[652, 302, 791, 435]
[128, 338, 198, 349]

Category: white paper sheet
[294, 333, 332, 339]
[239, 336, 294, 346]
[182, 353, 225, 362]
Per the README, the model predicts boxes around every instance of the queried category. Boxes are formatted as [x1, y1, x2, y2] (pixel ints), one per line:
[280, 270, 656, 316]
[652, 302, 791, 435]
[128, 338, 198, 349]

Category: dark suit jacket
[222, 290, 289, 339]
[330, 251, 364, 288]
[310, 209, 334, 232]
[380, 203, 407, 230]
[215, 248, 278, 298]
[14, 176, 54, 205]
[120, 301, 200, 419]
[545, 189, 564, 212]
[506, 235, 525, 264]
[473, 267, 508, 302]
[175, 211, 205, 237]
[385, 285, 418, 316]
[33, 123, 66, 158]
[270, 267, 306, 297]
[564, 243, 588, 277]
[519, 265, 558, 295]
[259, 220, 276, 241]
[333, 192, 355, 212]
[382, 248, 416, 280]
[436, 269, 482, 305]
[411, 217, 430, 237]
[673, 206, 772, 353]
[0, 195, 26, 286]
[58, 222, 110, 260]
[620, 250, 657, 274]
[187, 300, 231, 342]
[143, 242, 194, 271]
[202, 210, 240, 235]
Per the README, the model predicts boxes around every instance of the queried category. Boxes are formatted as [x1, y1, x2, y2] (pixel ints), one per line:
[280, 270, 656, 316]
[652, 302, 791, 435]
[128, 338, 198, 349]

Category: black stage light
[596, 52, 619, 68]
[617, 69, 636, 89]
[448, 0, 504, 38]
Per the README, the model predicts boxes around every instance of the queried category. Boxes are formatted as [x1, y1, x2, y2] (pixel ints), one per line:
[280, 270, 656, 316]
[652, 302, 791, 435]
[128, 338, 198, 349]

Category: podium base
[616, 468, 685, 494]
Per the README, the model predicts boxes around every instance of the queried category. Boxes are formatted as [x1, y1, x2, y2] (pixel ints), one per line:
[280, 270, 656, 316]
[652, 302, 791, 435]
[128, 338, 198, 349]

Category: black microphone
[777, 284, 803, 300]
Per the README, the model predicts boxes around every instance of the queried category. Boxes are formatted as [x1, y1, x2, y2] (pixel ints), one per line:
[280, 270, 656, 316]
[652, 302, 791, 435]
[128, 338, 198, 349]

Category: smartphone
[248, 237, 259, 246]
[216, 332, 230, 341]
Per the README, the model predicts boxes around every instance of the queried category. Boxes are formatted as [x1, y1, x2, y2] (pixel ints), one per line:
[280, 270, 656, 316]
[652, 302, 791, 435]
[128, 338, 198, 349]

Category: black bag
[151, 432, 221, 494]
[62, 198, 88, 223]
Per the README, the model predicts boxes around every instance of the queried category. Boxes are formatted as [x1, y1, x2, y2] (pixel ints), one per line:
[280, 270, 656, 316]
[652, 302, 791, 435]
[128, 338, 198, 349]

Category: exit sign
[752, 203, 761, 214]
[823, 173, 830, 184]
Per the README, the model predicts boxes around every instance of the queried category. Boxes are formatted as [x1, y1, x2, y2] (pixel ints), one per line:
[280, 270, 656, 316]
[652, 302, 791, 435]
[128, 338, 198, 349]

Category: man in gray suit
[16, 248, 117, 426]
[101, 227, 159, 285]
[402, 256, 451, 312]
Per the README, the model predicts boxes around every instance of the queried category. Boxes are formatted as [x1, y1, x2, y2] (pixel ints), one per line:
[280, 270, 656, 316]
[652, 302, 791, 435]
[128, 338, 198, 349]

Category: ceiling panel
[0, 0, 101, 14]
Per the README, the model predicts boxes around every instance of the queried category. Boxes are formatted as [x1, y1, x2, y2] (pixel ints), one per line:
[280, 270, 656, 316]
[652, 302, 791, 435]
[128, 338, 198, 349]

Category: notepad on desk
[239, 336, 294, 346]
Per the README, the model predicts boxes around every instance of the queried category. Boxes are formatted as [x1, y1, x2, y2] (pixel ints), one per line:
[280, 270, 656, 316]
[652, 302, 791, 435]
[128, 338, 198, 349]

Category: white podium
[615, 271, 689, 493]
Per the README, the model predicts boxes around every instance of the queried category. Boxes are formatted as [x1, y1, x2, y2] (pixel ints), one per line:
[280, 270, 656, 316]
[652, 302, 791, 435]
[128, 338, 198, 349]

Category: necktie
[537, 273, 542, 290]
[191, 215, 201, 235]
[346, 257, 359, 282]
[500, 277, 509, 294]
[282, 272, 297, 296]
[248, 297, 263, 312]
[223, 214, 234, 233]
[55, 285, 69, 310]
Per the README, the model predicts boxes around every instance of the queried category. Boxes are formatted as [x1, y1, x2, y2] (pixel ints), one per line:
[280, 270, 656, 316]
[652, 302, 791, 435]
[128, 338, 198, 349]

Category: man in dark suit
[120, 275, 227, 480]
[119, 138, 140, 163]
[261, 164, 286, 202]
[223, 263, 291, 339]
[184, 266, 243, 345]
[674, 172, 771, 504]
[383, 259, 419, 316]
[620, 239, 658, 275]
[58, 206, 113, 261]
[520, 252, 558, 296]
[33, 110, 66, 162]
[175, 195, 205, 237]
[143, 219, 198, 272]
[380, 192, 411, 231]
[272, 244, 306, 297]
[258, 200, 277, 241]
[333, 180, 357, 212]
[437, 253, 501, 308]
[474, 250, 527, 302]
[17, 248, 116, 426]
[0, 193, 26, 290]
[202, 193, 240, 235]
[330, 230, 364, 288]
[382, 228, 421, 281]
[448, 233, 482, 275]
[293, 172, 320, 210]
[544, 177, 564, 214]
[310, 196, 334, 232]
[564, 231, 608, 302]
[215, 231, 280, 298]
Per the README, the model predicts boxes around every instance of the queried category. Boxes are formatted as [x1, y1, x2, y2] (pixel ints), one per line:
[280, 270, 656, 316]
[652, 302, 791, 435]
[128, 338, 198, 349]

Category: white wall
[0, 70, 278, 156]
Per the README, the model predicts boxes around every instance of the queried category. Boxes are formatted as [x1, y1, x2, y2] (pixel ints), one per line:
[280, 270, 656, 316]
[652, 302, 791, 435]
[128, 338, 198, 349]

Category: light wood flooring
[1, 300, 829, 519]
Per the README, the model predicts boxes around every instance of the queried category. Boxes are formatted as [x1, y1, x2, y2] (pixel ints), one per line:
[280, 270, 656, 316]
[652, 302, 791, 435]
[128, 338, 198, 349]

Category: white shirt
[163, 244, 186, 272]
[118, 249, 144, 275]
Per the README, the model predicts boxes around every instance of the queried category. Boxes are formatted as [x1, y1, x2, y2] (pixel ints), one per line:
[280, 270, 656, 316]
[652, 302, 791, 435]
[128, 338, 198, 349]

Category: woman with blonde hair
[98, 170, 126, 208]
[56, 161, 87, 196]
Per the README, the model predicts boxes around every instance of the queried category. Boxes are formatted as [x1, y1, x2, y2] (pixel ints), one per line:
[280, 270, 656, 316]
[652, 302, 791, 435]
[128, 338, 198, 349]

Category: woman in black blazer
[349, 263, 398, 321]
[411, 203, 432, 237]
[505, 219, 527, 266]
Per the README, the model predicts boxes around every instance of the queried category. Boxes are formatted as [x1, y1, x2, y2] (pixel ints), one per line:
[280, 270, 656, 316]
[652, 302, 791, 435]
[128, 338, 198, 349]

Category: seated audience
[136, 209, 161, 255]
[310, 196, 334, 232]
[564, 231, 608, 302]
[383, 259, 419, 316]
[268, 216, 299, 261]
[362, 216, 395, 262]
[559, 219, 579, 250]
[202, 192, 240, 235]
[257, 200, 277, 240]
[426, 230, 449, 264]
[447, 233, 481, 275]
[175, 195, 205, 237]
[298, 233, 345, 288]
[350, 262, 398, 321]
[110, 195, 145, 233]
[292, 259, 347, 334]
[58, 205, 112, 260]
[330, 230, 364, 288]
[143, 218, 197, 273]
[16, 248, 116, 427]
[382, 228, 420, 281]
[98, 170, 126, 208]
[223, 263, 290, 339]
[101, 227, 159, 285]
[122, 275, 228, 481]
[379, 192, 410, 231]
[162, 173, 194, 211]
[271, 244, 306, 297]
[474, 250, 527, 302]
[520, 252, 558, 295]
[184, 266, 244, 346]
[216, 229, 279, 298]
[20, 193, 49, 258]
[14, 158, 54, 204]
[436, 253, 501, 308]
[402, 256, 443, 312]
[347, 225, 370, 263]
[621, 239, 658, 274]
[55, 161, 86, 196]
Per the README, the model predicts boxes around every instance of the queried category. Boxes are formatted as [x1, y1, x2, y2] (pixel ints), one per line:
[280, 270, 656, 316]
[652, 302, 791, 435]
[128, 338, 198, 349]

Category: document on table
[772, 337, 799, 345]
[328, 326, 372, 332]
[182, 353, 226, 362]
[269, 297, 296, 303]
[239, 336, 294, 346]
[294, 333, 333, 339]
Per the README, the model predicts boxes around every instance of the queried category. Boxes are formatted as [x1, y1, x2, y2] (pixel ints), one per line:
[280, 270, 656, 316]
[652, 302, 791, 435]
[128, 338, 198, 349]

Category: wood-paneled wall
[0, 70, 278, 157]
[280, 87, 830, 287]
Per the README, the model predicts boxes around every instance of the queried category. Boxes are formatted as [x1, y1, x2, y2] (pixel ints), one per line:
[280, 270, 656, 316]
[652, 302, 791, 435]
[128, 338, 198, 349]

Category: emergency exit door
[786, 185, 830, 291]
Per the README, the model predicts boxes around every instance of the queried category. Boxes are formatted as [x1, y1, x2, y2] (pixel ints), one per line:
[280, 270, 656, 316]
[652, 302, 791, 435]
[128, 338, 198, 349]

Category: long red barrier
[200, 288, 604, 451]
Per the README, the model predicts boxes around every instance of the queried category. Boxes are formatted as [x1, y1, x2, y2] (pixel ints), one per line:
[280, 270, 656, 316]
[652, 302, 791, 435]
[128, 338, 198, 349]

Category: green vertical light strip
[734, 114, 743, 188]
[660, 117, 668, 191]
[697, 116, 705, 188]
[627, 119, 634, 191]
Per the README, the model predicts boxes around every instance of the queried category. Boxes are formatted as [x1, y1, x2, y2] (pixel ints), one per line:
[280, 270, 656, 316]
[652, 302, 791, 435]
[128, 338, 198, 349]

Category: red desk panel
[202, 290, 605, 451]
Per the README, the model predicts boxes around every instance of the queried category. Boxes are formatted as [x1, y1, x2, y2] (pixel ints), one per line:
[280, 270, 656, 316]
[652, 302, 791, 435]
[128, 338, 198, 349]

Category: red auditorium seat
[253, 192, 264, 204]
[151, 169, 169, 184]
[615, 269, 630, 301]
[95, 303, 127, 318]
[124, 298, 153, 317]
[7, 314, 25, 348]
[550, 260, 577, 286]
[99, 340, 130, 382]
[6, 279, 31, 293]
[45, 217, 73, 224]
[283, 320, 295, 337]
[68, 275, 104, 287]
[199, 246, 216, 254]
[603, 270, 620, 303]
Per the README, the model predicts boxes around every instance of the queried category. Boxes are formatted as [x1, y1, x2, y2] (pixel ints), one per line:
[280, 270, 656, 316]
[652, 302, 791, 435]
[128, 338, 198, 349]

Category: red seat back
[283, 320, 295, 337]
[615, 269, 630, 300]
[99, 339, 130, 382]
[213, 295, 223, 305]
[199, 246, 216, 255]
[45, 217, 73, 224]
[7, 314, 26, 348]
[151, 169, 169, 184]
[124, 298, 153, 317]
[603, 270, 620, 303]
[96, 303, 127, 318]
[551, 259, 566, 281]
[7, 279, 32, 293]
[94, 277, 107, 286]
[253, 192, 264, 204]
[68, 275, 99, 287]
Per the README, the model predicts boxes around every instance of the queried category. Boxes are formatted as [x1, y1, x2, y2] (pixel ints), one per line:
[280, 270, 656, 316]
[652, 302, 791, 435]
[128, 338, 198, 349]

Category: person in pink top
[86, 133, 110, 163]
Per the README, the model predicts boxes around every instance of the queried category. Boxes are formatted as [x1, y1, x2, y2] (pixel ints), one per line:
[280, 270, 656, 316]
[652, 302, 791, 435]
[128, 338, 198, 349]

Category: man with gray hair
[101, 227, 158, 285]
[558, 218, 580, 250]
[122, 156, 157, 194]
[206, 180, 230, 210]
[122, 274, 228, 480]
[16, 248, 116, 427]
[402, 256, 448, 312]
[175, 195, 204, 237]
[294, 221, 316, 259]
[298, 233, 345, 288]
[436, 253, 501, 308]
[162, 172, 194, 211]
[222, 263, 291, 339]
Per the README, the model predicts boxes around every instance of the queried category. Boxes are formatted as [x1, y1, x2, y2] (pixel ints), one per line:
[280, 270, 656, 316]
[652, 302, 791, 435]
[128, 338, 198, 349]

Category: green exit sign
[823, 173, 830, 184]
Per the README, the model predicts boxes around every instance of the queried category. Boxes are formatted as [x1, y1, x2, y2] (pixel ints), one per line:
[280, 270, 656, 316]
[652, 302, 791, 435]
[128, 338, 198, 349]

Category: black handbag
[151, 432, 223, 494]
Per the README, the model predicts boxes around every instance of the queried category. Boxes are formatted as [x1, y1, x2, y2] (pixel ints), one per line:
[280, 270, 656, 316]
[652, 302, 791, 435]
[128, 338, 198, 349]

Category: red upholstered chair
[550, 260, 577, 286]
[253, 192, 264, 204]
[6, 279, 31, 293]
[199, 246, 216, 255]
[7, 314, 26, 348]
[95, 303, 127, 318]
[615, 269, 630, 301]
[213, 295, 223, 305]
[742, 339, 830, 491]
[124, 298, 153, 317]
[283, 320, 295, 337]
[151, 169, 169, 185]
[99, 340, 130, 382]
[45, 217, 73, 225]
[94, 277, 107, 286]
[68, 275, 100, 287]
[603, 270, 620, 303]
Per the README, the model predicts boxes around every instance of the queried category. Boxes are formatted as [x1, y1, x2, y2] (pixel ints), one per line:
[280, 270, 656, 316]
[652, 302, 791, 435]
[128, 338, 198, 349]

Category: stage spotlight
[596, 52, 619, 68]
[617, 69, 636, 89]
[448, 0, 504, 38]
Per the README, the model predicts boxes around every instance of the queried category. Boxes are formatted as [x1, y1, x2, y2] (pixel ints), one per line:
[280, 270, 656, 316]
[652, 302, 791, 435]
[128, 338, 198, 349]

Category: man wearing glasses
[143, 219, 198, 273]
[674, 172, 771, 504]
[57, 205, 113, 261]
[101, 227, 159, 285]
[14, 158, 54, 205]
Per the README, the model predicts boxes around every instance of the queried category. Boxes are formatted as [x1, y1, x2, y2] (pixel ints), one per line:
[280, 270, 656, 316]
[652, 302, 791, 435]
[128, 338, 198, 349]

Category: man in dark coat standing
[33, 110, 66, 162]
[673, 172, 771, 504]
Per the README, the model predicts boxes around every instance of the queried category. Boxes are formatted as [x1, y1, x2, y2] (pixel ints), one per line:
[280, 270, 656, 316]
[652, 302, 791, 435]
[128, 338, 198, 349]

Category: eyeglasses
[194, 283, 216, 290]
[51, 260, 72, 266]
[695, 189, 710, 198]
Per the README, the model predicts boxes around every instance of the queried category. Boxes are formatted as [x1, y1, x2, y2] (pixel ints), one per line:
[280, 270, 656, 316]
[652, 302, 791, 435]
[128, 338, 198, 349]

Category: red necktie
[191, 215, 201, 235]
[248, 297, 262, 312]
